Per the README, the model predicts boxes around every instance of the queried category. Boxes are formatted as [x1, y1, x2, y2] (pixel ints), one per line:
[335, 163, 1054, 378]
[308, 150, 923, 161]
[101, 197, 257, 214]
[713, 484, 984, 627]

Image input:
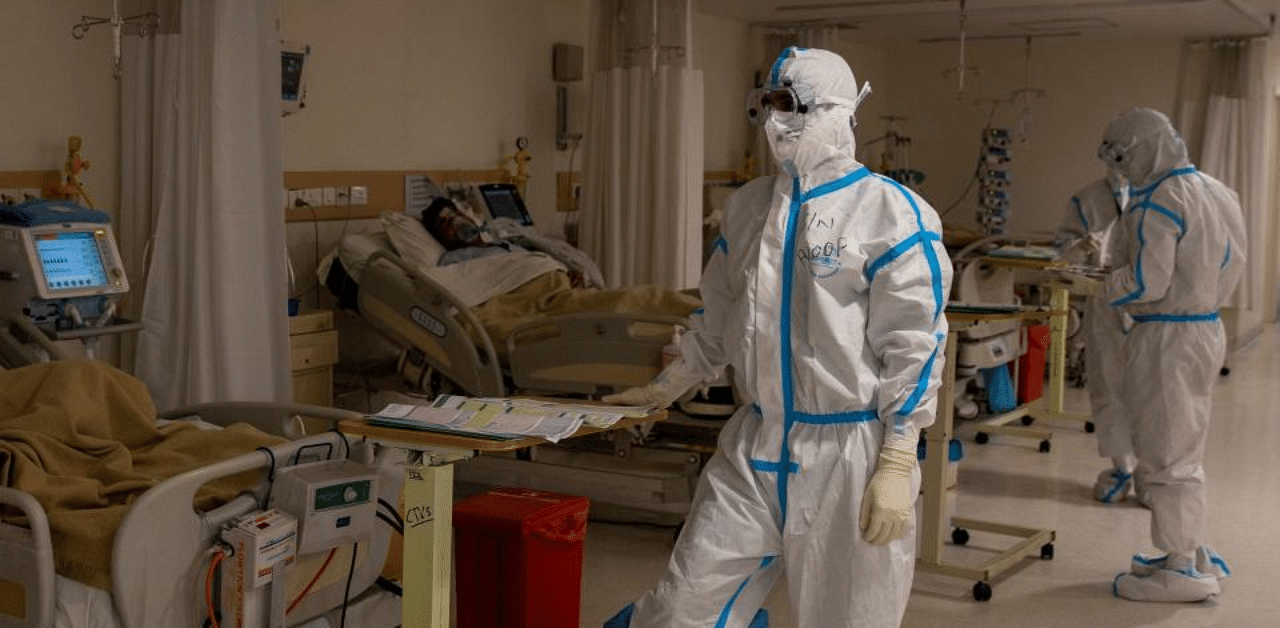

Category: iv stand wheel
[1038, 440, 1052, 453]
[1040, 543, 1055, 560]
[974, 431, 990, 445]
[1020, 415, 1035, 426]
[1084, 421, 1096, 433]
[972, 581, 993, 602]
[951, 527, 970, 546]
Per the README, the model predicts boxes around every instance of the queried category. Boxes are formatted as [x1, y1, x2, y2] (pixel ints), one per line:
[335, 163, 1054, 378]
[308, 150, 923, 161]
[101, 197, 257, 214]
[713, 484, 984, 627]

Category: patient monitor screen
[479, 184, 534, 226]
[34, 231, 110, 292]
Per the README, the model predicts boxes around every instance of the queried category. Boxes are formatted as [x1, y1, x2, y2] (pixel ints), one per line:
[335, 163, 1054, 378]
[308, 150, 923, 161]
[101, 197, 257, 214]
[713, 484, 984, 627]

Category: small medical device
[478, 183, 535, 226]
[281, 40, 310, 116]
[270, 459, 378, 554]
[0, 200, 131, 337]
[220, 509, 298, 628]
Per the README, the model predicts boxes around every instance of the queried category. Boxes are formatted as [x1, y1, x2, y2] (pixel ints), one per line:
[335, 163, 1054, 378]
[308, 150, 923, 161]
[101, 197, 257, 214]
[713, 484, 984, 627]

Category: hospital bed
[321, 214, 698, 403]
[0, 387, 403, 628]
[317, 200, 716, 524]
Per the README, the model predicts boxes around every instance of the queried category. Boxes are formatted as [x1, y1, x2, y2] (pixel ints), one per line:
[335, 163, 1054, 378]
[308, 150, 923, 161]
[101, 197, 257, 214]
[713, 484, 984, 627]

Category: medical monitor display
[479, 183, 534, 226]
[34, 231, 109, 292]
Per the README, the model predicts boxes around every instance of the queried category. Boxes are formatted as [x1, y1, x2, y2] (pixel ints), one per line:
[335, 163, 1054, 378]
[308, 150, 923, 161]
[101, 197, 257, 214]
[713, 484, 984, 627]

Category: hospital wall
[1, 0, 121, 214]
[869, 34, 1279, 344]
[277, 0, 761, 306]
[868, 35, 1182, 238]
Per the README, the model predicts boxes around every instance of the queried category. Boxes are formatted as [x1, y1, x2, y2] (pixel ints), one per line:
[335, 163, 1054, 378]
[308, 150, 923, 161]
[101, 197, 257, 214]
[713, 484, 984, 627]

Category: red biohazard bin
[453, 487, 591, 628]
[1016, 324, 1051, 404]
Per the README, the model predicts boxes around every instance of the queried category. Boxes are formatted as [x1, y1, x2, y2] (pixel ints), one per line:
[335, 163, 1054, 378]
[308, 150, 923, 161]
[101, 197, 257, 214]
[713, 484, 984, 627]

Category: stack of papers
[986, 244, 1058, 260]
[366, 395, 653, 443]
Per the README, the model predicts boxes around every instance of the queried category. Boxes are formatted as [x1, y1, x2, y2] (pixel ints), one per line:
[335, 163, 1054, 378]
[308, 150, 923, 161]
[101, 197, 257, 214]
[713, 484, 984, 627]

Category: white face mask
[765, 111, 805, 176]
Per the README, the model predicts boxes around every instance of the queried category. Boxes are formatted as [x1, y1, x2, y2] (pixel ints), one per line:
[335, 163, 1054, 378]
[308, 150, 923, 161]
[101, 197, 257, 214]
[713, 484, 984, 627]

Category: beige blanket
[0, 360, 285, 589]
[472, 270, 702, 360]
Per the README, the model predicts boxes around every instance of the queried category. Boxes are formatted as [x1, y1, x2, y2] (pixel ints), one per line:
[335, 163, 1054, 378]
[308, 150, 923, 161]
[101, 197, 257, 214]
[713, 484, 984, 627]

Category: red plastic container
[1017, 324, 1051, 404]
[453, 487, 591, 628]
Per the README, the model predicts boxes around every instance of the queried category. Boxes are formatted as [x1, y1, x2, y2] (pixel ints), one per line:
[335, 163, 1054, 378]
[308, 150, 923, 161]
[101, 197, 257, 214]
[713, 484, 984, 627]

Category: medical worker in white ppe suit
[602, 47, 951, 628]
[1054, 177, 1137, 503]
[1098, 107, 1244, 602]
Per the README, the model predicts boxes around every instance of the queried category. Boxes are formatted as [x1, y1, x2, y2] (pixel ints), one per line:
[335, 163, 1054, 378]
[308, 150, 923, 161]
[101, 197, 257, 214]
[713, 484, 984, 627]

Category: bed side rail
[358, 250, 504, 396]
[506, 313, 683, 396]
[0, 488, 54, 628]
[158, 402, 364, 438]
[112, 432, 394, 628]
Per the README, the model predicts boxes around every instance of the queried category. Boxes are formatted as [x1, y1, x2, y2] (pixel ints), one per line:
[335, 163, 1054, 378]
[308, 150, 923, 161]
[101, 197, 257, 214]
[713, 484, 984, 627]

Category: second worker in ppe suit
[1054, 176, 1136, 503]
[602, 46, 951, 628]
[1098, 107, 1244, 602]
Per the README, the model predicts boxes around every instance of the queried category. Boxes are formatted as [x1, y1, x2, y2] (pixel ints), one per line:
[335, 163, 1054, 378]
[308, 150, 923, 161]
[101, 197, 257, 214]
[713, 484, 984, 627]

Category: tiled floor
[579, 324, 1280, 627]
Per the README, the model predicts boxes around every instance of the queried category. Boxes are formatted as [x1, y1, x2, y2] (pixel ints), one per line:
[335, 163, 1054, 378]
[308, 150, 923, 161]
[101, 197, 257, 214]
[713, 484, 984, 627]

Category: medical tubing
[376, 510, 404, 535]
[206, 549, 226, 628]
[292, 441, 336, 465]
[287, 547, 338, 615]
[255, 446, 278, 508]
[378, 497, 405, 528]
[939, 156, 983, 218]
[340, 542, 358, 628]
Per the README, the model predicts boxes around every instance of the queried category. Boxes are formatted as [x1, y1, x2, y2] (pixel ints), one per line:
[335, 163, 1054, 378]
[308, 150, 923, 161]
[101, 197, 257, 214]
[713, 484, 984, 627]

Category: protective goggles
[1097, 139, 1130, 166]
[746, 85, 811, 126]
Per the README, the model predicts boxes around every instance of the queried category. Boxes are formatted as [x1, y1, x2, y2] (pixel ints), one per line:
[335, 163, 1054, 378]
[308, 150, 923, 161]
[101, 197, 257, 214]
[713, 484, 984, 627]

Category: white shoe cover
[1130, 547, 1231, 580]
[1094, 467, 1133, 503]
[1113, 567, 1221, 602]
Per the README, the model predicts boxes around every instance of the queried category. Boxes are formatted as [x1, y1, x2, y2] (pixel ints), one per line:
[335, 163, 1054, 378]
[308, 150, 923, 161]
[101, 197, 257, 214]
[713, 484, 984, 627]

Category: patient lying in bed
[322, 197, 701, 363]
[0, 360, 283, 589]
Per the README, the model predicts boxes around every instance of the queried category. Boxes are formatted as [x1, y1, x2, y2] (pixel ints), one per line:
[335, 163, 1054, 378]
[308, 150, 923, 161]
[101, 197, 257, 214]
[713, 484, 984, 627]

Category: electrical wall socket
[19, 189, 40, 202]
[321, 187, 337, 206]
[349, 186, 368, 205]
[286, 189, 302, 208]
[300, 188, 323, 207]
[0, 189, 20, 205]
[334, 186, 351, 205]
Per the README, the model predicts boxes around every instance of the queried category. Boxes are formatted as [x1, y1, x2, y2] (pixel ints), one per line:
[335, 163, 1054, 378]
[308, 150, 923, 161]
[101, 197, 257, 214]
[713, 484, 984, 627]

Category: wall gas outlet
[350, 186, 369, 205]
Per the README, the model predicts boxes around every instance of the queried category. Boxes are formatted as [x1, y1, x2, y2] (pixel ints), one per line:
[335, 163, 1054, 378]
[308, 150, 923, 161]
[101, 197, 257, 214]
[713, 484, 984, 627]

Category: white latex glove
[860, 442, 917, 545]
[602, 361, 704, 409]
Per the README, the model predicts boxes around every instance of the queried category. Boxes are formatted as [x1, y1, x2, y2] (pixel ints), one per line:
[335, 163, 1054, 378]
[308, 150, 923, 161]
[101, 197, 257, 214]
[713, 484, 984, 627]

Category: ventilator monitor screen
[479, 183, 534, 226]
[34, 231, 110, 292]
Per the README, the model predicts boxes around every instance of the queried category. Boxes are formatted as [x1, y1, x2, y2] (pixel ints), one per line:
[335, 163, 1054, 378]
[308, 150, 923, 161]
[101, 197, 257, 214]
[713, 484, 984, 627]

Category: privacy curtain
[120, 0, 291, 410]
[580, 0, 705, 289]
[1174, 37, 1274, 339]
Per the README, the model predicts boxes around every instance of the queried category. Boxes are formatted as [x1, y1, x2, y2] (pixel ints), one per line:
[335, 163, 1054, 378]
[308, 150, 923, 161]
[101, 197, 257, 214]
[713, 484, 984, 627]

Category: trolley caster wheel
[975, 432, 990, 445]
[1038, 440, 1052, 453]
[1220, 366, 1231, 376]
[973, 581, 993, 602]
[1040, 543, 1055, 560]
[1020, 415, 1035, 426]
[1085, 421, 1096, 433]
[952, 528, 970, 546]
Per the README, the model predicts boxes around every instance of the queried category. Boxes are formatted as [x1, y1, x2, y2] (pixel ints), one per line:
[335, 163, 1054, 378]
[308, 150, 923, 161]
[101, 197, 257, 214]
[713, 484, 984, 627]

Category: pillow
[382, 212, 447, 269]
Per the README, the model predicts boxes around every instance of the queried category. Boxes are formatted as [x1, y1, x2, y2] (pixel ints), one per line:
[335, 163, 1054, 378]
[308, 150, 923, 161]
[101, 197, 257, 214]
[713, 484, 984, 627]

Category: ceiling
[696, 0, 1279, 43]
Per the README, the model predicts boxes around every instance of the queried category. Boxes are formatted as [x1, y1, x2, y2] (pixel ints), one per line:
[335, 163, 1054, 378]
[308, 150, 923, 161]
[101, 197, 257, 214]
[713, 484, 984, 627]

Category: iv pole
[71, 0, 160, 78]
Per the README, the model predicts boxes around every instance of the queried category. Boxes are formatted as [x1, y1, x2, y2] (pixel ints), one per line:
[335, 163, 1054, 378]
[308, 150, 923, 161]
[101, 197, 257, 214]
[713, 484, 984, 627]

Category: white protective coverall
[1099, 108, 1245, 602]
[604, 47, 951, 628]
[1054, 177, 1136, 502]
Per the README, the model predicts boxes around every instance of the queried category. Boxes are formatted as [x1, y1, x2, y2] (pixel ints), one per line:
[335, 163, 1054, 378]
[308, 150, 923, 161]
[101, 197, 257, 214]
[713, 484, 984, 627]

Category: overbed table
[339, 409, 666, 628]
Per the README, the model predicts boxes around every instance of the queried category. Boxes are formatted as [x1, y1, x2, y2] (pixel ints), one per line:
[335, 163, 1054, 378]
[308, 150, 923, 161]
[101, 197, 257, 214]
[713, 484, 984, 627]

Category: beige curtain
[120, 0, 291, 410]
[579, 0, 705, 289]
[1174, 37, 1275, 342]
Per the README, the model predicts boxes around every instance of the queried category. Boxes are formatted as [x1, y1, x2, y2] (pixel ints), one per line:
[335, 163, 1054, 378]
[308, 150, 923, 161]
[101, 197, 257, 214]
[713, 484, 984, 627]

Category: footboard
[506, 312, 683, 396]
[359, 250, 504, 396]
[0, 488, 54, 628]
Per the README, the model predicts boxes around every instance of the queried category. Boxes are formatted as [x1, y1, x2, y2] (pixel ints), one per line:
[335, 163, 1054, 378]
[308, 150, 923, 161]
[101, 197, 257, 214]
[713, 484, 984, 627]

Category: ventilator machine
[0, 199, 140, 365]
